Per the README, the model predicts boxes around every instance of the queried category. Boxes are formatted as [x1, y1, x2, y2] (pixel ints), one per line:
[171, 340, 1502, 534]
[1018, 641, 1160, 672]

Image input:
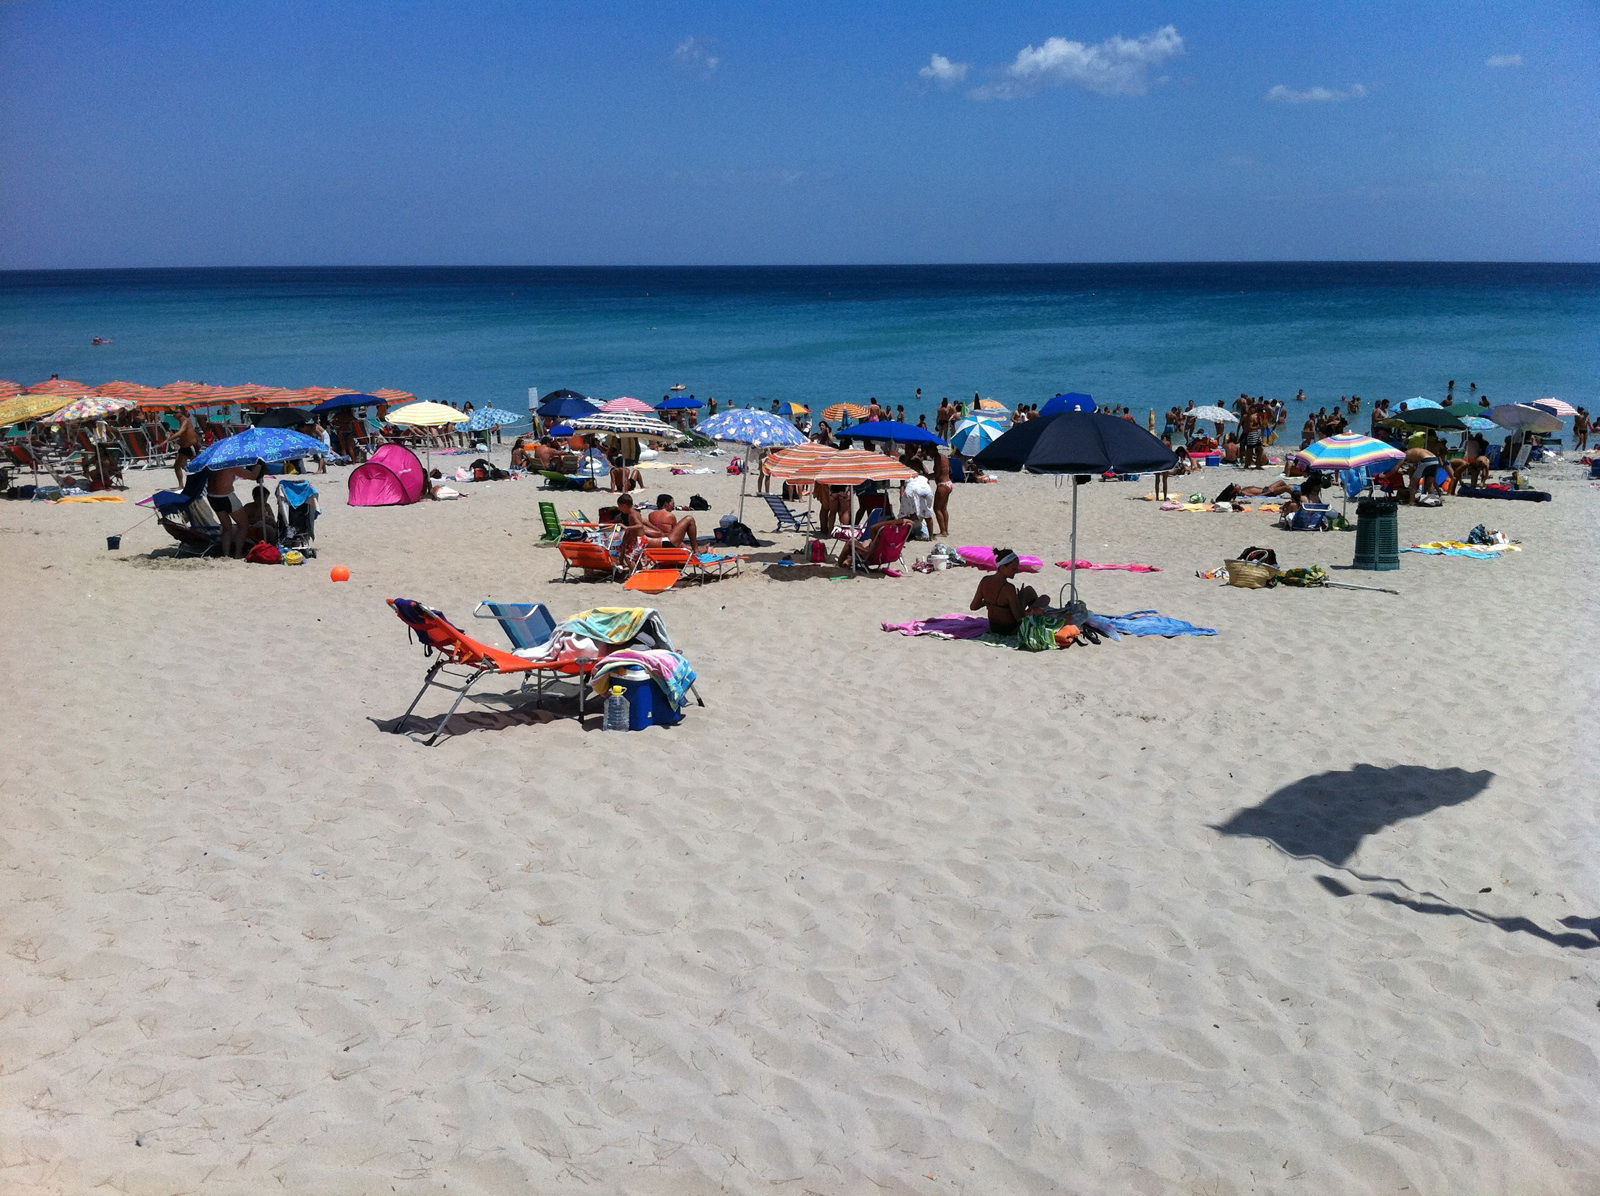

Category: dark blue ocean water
[2, 264, 1595, 426]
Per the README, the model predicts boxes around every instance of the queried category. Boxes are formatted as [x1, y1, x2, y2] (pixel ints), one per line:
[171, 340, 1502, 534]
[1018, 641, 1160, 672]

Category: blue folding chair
[473, 600, 557, 653]
[762, 492, 818, 533]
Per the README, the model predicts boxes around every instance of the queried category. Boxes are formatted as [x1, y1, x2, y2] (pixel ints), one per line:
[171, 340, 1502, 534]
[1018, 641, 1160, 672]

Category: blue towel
[278, 479, 318, 509]
[1402, 546, 1499, 559]
[1087, 610, 1219, 640]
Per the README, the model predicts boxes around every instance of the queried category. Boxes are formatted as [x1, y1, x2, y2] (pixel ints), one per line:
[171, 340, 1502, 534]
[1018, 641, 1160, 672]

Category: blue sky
[1, 0, 1595, 267]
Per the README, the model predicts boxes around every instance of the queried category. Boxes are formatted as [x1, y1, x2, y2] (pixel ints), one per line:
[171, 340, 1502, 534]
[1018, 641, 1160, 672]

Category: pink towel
[1055, 560, 1161, 573]
[881, 613, 991, 639]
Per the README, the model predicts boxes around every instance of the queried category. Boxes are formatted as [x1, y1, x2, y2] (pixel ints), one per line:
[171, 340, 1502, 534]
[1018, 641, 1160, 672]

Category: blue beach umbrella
[1041, 392, 1097, 415]
[948, 416, 1003, 456]
[186, 427, 329, 473]
[547, 423, 575, 437]
[467, 407, 521, 430]
[537, 393, 599, 420]
[1397, 396, 1441, 412]
[696, 409, 807, 448]
[656, 395, 704, 412]
[312, 392, 382, 413]
[834, 419, 947, 447]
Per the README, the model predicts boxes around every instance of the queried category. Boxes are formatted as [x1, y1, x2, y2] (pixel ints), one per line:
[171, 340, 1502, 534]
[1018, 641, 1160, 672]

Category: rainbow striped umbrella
[1291, 433, 1405, 473]
[39, 395, 139, 423]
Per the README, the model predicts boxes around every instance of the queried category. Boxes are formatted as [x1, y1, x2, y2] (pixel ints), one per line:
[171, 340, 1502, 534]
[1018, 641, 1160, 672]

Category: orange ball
[330, 565, 351, 582]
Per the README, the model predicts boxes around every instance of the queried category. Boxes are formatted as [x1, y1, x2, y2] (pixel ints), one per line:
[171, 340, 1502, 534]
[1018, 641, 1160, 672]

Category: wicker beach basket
[1224, 558, 1280, 589]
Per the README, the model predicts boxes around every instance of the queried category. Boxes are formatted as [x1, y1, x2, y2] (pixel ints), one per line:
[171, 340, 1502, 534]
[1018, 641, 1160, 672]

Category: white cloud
[673, 37, 720, 76]
[1266, 82, 1368, 103]
[970, 25, 1184, 99]
[1485, 54, 1523, 68]
[918, 53, 970, 87]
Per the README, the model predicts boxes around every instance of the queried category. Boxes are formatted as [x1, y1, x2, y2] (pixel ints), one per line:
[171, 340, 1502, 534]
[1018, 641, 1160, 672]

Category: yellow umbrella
[0, 393, 76, 428]
[386, 401, 468, 426]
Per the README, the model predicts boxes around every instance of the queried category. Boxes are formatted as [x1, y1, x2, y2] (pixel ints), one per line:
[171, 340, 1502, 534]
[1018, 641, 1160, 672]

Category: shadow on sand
[1212, 763, 1493, 866]
[1315, 875, 1600, 951]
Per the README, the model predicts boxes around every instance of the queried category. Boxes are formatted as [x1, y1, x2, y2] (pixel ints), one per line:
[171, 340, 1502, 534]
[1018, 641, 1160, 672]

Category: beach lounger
[761, 493, 818, 534]
[387, 598, 599, 745]
[539, 501, 564, 541]
[152, 483, 222, 557]
[541, 470, 597, 491]
[559, 540, 624, 582]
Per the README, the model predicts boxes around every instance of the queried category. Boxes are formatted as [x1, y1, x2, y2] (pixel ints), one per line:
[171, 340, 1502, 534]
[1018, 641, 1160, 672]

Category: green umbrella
[1383, 408, 1464, 431]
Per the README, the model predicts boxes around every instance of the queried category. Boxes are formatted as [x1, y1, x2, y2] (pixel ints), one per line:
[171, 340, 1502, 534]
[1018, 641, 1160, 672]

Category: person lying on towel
[970, 549, 1047, 634]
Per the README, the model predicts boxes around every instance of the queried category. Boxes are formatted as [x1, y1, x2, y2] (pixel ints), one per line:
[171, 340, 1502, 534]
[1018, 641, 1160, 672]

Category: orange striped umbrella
[774, 448, 916, 485]
[0, 381, 22, 398]
[763, 443, 838, 478]
[371, 388, 417, 403]
[92, 380, 154, 396]
[821, 403, 868, 423]
[27, 378, 92, 395]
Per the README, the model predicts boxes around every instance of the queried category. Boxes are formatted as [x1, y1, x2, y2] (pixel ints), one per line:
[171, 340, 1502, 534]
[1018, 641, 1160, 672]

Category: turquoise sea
[2, 264, 1595, 428]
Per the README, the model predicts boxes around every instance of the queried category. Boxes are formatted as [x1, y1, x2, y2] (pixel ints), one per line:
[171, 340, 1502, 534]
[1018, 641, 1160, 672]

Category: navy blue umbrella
[312, 392, 382, 413]
[657, 395, 704, 411]
[537, 395, 599, 420]
[834, 419, 947, 446]
[973, 412, 1177, 616]
[1041, 392, 1096, 416]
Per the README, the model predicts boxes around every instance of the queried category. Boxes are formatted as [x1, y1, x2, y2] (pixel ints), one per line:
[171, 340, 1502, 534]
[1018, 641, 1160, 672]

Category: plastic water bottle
[602, 685, 630, 732]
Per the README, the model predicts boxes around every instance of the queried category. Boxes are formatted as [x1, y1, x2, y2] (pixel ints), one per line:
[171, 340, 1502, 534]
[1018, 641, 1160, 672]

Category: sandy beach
[3, 449, 1597, 1194]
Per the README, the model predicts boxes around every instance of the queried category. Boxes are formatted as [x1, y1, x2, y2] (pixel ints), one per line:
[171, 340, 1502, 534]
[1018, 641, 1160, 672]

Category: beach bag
[245, 542, 282, 565]
[717, 520, 759, 547]
[808, 538, 827, 563]
[1224, 558, 1279, 589]
[726, 458, 744, 475]
[1054, 623, 1083, 648]
[1017, 613, 1068, 652]
[1237, 546, 1278, 566]
[688, 494, 709, 510]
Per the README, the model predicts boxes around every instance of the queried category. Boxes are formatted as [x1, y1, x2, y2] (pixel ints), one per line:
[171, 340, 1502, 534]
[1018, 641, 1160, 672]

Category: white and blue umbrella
[697, 409, 807, 448]
[696, 409, 807, 521]
[187, 427, 329, 473]
[467, 407, 521, 431]
[948, 416, 1004, 456]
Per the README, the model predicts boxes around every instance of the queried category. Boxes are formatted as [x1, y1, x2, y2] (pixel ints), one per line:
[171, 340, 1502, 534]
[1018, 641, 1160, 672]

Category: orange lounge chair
[559, 540, 623, 582]
[387, 598, 599, 744]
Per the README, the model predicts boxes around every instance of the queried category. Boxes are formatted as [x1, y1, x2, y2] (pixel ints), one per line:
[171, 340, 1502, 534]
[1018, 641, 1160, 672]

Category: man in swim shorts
[617, 493, 699, 557]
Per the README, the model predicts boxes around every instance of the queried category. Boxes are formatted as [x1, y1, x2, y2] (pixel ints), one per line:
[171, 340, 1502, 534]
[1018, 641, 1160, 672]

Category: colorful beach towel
[881, 613, 991, 639]
[1086, 610, 1218, 639]
[1055, 560, 1161, 573]
[591, 649, 697, 710]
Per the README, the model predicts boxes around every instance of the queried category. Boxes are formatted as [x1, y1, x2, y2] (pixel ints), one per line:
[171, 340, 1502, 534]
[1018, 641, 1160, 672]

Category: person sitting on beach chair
[969, 549, 1047, 634]
[616, 493, 699, 558]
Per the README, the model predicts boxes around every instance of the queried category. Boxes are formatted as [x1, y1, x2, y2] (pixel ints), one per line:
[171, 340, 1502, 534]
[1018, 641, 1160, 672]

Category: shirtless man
[936, 397, 955, 440]
[617, 493, 698, 557]
[969, 550, 1046, 634]
[205, 466, 246, 558]
[173, 409, 200, 485]
[931, 447, 953, 537]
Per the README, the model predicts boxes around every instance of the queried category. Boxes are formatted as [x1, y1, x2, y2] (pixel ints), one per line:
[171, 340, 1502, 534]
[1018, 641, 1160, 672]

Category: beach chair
[274, 479, 319, 549]
[541, 470, 596, 491]
[559, 540, 623, 582]
[386, 598, 599, 745]
[1282, 501, 1334, 531]
[761, 493, 818, 534]
[152, 484, 222, 557]
[838, 519, 911, 572]
[473, 600, 558, 653]
[539, 501, 565, 541]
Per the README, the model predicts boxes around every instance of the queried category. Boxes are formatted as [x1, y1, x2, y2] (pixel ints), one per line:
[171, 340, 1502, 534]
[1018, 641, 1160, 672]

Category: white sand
[2, 450, 1597, 1194]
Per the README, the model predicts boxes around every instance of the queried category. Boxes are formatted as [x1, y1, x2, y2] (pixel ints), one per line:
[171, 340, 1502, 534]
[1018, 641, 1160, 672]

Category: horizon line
[3, 258, 1599, 274]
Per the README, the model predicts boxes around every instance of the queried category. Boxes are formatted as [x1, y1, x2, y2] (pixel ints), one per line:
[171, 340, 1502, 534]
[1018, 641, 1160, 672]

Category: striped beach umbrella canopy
[39, 395, 139, 424]
[697, 409, 807, 448]
[821, 403, 869, 423]
[763, 443, 838, 478]
[0, 393, 77, 428]
[774, 401, 809, 417]
[949, 416, 1005, 456]
[91, 380, 154, 397]
[1397, 396, 1441, 412]
[570, 410, 685, 442]
[388, 401, 470, 426]
[26, 378, 93, 395]
[771, 448, 917, 485]
[1531, 397, 1577, 418]
[0, 381, 21, 398]
[975, 398, 1008, 412]
[601, 396, 655, 414]
[467, 406, 522, 430]
[371, 388, 418, 404]
[1291, 433, 1406, 473]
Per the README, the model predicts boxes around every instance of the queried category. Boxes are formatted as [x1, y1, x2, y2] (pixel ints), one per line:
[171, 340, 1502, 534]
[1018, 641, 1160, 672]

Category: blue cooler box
[615, 668, 684, 730]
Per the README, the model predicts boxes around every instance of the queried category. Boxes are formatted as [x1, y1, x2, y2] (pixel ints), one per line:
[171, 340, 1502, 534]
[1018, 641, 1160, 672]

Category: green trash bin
[1352, 499, 1400, 571]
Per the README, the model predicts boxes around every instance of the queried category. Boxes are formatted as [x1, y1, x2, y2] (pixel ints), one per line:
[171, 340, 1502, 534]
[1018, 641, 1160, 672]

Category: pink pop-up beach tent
[348, 444, 426, 506]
